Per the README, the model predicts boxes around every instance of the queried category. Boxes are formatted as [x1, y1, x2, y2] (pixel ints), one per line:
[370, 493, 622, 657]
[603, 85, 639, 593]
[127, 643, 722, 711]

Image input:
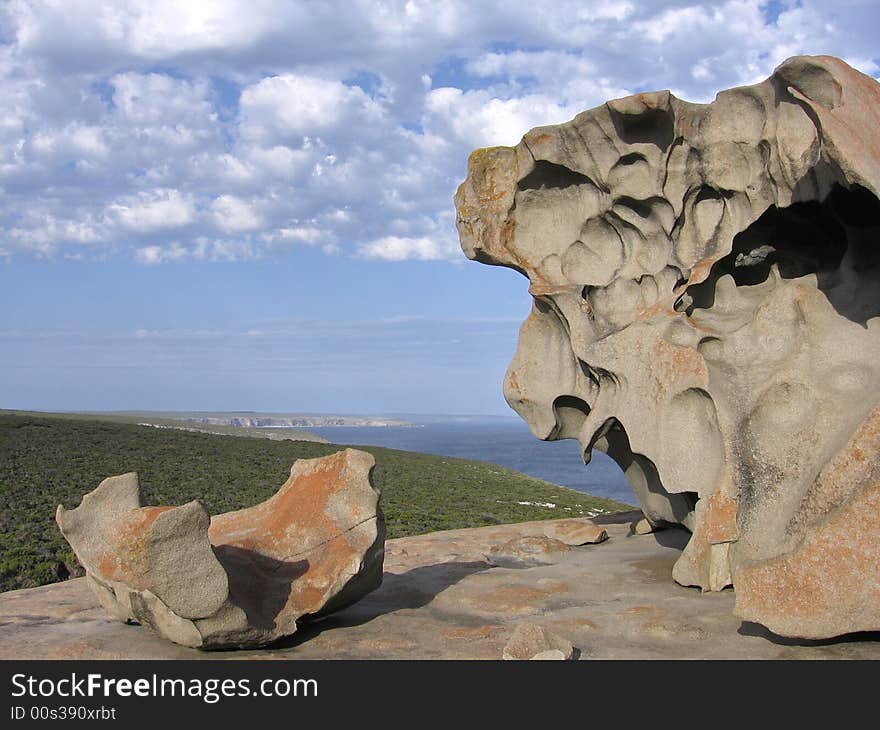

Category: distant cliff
[181, 415, 413, 428]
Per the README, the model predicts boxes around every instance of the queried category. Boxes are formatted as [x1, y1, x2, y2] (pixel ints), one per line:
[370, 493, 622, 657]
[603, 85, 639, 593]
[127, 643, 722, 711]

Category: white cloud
[134, 243, 188, 264]
[240, 74, 385, 144]
[191, 237, 257, 262]
[0, 0, 878, 263]
[241, 145, 309, 182]
[30, 122, 108, 160]
[358, 233, 459, 261]
[133, 236, 259, 264]
[11, 0, 279, 64]
[271, 226, 326, 245]
[467, 49, 597, 80]
[425, 86, 591, 147]
[111, 72, 214, 126]
[211, 194, 262, 232]
[109, 189, 195, 231]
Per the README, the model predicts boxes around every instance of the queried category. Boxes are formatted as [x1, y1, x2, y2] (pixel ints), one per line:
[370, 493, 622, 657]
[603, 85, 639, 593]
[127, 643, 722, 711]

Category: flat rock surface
[2, 512, 879, 659]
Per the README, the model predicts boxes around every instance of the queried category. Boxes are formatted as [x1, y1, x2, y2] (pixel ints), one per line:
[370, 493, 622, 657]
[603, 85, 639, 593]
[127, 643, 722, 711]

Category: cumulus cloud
[110, 188, 195, 231]
[210, 194, 262, 232]
[425, 87, 591, 147]
[0, 0, 878, 263]
[359, 235, 450, 262]
[239, 74, 386, 144]
[135, 243, 188, 265]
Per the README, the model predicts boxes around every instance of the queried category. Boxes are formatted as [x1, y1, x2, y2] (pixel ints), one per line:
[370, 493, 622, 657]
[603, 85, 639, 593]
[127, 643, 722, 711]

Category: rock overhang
[455, 54, 880, 640]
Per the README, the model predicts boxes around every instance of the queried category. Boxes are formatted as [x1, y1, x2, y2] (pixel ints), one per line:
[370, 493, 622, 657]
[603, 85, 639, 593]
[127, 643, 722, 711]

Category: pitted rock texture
[455, 55, 880, 640]
[56, 448, 384, 649]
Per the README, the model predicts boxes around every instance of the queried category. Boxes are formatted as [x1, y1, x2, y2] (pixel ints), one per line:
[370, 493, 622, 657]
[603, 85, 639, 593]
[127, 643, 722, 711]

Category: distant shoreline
[0, 409, 414, 429]
[177, 415, 414, 428]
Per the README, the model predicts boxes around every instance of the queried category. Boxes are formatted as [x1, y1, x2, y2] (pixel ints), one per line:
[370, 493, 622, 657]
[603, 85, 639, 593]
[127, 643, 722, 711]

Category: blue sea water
[306, 414, 635, 505]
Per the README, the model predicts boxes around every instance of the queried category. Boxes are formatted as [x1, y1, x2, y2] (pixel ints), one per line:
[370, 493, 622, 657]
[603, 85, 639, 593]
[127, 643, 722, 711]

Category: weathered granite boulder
[56, 448, 385, 649]
[455, 55, 880, 639]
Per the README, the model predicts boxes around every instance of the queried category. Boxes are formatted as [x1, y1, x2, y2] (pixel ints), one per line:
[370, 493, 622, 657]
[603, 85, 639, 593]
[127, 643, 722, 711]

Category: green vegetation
[0, 412, 631, 592]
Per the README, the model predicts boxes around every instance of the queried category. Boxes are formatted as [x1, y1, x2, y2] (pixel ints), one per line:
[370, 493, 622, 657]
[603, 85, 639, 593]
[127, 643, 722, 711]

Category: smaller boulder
[530, 649, 567, 660]
[56, 448, 384, 649]
[542, 519, 608, 545]
[503, 622, 575, 660]
[487, 535, 570, 568]
[631, 517, 656, 535]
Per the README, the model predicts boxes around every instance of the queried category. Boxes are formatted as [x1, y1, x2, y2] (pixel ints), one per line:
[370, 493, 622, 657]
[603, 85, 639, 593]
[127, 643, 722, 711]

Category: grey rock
[503, 622, 575, 660]
[455, 55, 880, 639]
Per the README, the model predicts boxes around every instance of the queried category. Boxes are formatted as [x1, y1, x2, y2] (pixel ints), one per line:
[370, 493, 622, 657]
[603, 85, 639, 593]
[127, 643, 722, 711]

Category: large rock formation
[455, 55, 880, 639]
[56, 448, 385, 648]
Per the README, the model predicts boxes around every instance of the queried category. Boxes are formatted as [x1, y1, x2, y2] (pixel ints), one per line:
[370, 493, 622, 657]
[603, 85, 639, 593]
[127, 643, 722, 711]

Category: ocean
[306, 414, 635, 505]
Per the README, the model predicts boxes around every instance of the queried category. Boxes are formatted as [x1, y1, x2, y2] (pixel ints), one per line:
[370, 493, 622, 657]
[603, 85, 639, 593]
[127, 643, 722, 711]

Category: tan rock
[530, 649, 567, 660]
[57, 448, 384, 648]
[631, 518, 656, 535]
[463, 582, 561, 616]
[7, 518, 880, 659]
[502, 621, 575, 660]
[542, 518, 608, 545]
[487, 535, 571, 567]
[733, 483, 880, 639]
[455, 55, 880, 639]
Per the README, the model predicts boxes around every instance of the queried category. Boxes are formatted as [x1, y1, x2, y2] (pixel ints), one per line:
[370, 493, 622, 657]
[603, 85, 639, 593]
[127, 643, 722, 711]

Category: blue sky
[1, 1, 878, 414]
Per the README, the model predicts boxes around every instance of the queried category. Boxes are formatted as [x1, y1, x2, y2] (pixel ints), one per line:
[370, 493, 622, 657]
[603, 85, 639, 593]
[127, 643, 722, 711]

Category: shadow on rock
[650, 529, 691, 551]
[738, 621, 880, 647]
[274, 560, 490, 649]
[593, 510, 643, 526]
[212, 544, 309, 631]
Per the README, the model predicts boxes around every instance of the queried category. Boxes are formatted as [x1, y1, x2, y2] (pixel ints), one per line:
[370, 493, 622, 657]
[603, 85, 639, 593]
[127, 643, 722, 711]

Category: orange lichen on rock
[56, 449, 384, 649]
[734, 483, 880, 639]
[703, 493, 738, 545]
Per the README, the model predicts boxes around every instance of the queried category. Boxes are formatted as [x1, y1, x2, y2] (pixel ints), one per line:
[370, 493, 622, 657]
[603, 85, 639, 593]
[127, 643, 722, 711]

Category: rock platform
[2, 512, 878, 659]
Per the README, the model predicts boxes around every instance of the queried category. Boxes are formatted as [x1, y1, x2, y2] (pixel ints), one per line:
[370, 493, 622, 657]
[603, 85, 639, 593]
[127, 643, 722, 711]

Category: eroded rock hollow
[455, 55, 880, 639]
[56, 448, 385, 648]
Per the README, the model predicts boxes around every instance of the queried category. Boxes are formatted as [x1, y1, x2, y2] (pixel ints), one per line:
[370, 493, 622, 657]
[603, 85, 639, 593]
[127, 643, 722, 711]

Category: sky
[1, 1, 878, 415]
